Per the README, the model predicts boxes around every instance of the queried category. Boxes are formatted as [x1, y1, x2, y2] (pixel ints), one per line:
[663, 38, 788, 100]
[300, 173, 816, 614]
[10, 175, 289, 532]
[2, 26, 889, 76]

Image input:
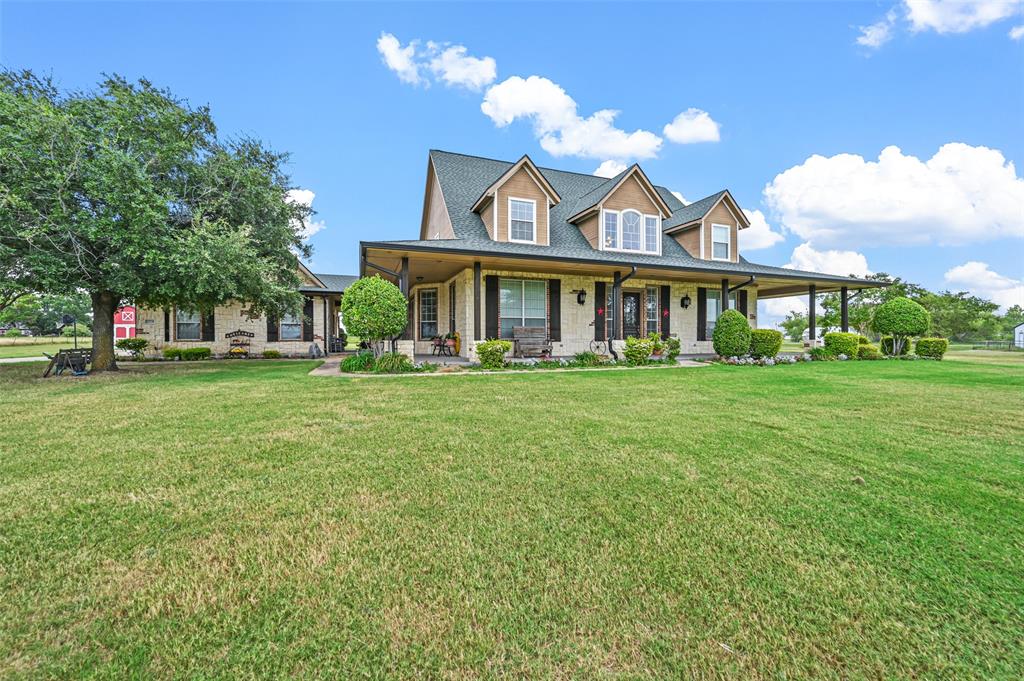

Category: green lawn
[0, 337, 91, 359]
[1, 355, 1021, 677]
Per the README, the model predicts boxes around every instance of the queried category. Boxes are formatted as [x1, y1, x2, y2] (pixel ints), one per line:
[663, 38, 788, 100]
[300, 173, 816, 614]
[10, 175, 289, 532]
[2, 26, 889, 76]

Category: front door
[622, 292, 641, 338]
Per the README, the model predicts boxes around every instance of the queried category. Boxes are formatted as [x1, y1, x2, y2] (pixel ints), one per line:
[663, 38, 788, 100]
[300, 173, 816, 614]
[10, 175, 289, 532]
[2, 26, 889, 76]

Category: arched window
[621, 210, 641, 250]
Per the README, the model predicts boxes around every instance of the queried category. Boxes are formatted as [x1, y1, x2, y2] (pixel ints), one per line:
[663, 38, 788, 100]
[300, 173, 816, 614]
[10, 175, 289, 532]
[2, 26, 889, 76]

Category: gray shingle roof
[397, 150, 878, 287]
[300, 273, 358, 294]
[662, 190, 728, 229]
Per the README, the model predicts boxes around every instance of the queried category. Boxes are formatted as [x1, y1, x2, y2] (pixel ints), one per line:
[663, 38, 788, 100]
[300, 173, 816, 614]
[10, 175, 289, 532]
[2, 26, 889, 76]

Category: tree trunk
[90, 291, 119, 372]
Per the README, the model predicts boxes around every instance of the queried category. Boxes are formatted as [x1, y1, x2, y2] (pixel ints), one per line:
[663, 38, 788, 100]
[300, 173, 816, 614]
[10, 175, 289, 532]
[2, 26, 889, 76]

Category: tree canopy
[0, 70, 313, 370]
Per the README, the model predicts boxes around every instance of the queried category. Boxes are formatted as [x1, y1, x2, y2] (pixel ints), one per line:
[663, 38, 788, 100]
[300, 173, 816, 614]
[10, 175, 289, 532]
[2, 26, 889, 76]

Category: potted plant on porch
[647, 332, 666, 361]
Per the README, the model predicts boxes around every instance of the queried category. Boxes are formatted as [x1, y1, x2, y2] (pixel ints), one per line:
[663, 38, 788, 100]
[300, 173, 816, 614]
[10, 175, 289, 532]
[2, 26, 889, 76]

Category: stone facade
[408, 267, 758, 359]
[135, 296, 338, 358]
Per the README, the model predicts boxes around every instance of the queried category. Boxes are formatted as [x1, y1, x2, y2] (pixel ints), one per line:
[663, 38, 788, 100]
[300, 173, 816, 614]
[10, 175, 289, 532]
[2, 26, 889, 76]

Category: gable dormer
[662, 190, 749, 263]
[471, 155, 560, 246]
[568, 164, 672, 255]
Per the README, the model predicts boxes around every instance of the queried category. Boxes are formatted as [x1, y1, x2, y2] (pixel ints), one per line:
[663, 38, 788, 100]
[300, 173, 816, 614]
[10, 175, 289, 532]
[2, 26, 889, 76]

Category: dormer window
[712, 224, 731, 260]
[601, 209, 661, 254]
[508, 197, 536, 243]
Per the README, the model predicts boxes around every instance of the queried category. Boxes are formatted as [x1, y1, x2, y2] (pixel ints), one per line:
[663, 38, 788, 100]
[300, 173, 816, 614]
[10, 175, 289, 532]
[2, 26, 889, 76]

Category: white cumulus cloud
[944, 261, 1024, 310]
[481, 75, 663, 160]
[905, 0, 1022, 34]
[286, 189, 326, 240]
[671, 190, 688, 205]
[786, 242, 872, 277]
[428, 44, 497, 91]
[1010, 24, 1024, 38]
[662, 108, 721, 144]
[739, 209, 785, 251]
[857, 9, 899, 48]
[593, 160, 628, 178]
[763, 143, 1024, 248]
[377, 33, 496, 90]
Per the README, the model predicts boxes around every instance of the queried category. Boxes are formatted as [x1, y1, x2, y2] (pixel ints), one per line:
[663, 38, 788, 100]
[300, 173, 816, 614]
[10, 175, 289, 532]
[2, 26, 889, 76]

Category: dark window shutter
[266, 315, 278, 342]
[548, 279, 561, 342]
[303, 297, 314, 342]
[660, 285, 671, 340]
[594, 282, 606, 341]
[485, 275, 499, 339]
[697, 288, 707, 341]
[164, 308, 170, 342]
[202, 310, 215, 342]
[739, 290, 749, 318]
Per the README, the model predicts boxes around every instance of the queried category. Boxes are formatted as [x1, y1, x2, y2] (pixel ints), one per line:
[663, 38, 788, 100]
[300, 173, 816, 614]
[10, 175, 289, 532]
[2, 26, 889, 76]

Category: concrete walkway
[307, 356, 342, 376]
[0, 355, 50, 364]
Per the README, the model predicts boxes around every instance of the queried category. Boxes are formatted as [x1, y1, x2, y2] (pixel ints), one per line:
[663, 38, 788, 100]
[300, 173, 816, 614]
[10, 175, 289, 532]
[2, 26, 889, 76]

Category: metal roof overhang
[360, 241, 887, 298]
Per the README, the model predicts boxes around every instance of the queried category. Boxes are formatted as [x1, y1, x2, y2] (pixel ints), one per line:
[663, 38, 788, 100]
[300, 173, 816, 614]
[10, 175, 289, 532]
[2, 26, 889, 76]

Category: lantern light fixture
[680, 294, 691, 309]
[573, 289, 587, 305]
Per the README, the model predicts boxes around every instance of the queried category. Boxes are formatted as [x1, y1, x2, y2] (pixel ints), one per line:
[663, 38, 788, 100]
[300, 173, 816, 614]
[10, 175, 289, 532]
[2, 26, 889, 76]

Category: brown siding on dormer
[481, 202, 494, 239]
[603, 175, 660, 215]
[578, 213, 599, 249]
[494, 166, 550, 244]
[673, 226, 701, 258]
[704, 201, 740, 262]
[424, 170, 455, 240]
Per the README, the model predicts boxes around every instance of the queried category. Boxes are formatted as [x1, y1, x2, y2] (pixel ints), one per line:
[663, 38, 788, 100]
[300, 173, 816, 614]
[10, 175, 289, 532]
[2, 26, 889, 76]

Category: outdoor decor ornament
[680, 294, 691, 309]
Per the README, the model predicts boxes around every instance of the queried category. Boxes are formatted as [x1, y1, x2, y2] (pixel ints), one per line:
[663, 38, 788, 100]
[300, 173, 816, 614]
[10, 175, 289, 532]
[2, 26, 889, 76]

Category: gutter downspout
[608, 265, 638, 360]
[728, 275, 756, 293]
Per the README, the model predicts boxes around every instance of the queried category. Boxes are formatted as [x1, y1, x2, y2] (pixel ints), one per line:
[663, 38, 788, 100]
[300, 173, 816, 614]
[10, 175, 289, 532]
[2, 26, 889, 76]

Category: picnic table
[42, 348, 92, 377]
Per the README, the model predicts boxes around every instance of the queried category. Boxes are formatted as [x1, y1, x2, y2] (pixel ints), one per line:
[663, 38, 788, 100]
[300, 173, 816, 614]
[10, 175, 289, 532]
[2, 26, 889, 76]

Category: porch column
[840, 286, 849, 333]
[808, 284, 816, 341]
[473, 261, 481, 341]
[323, 297, 329, 356]
[612, 271, 622, 340]
[400, 256, 412, 341]
[721, 279, 729, 310]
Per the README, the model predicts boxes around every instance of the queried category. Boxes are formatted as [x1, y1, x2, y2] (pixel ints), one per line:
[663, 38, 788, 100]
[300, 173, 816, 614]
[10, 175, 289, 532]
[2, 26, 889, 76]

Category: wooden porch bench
[512, 326, 551, 358]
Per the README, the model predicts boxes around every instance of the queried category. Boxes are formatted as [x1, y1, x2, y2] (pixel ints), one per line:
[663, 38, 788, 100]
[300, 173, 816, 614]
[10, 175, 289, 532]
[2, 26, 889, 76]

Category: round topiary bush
[712, 309, 751, 357]
[749, 328, 783, 358]
[857, 344, 883, 360]
[915, 337, 949, 360]
[339, 276, 408, 357]
[476, 339, 512, 369]
[823, 332, 860, 359]
[871, 297, 930, 356]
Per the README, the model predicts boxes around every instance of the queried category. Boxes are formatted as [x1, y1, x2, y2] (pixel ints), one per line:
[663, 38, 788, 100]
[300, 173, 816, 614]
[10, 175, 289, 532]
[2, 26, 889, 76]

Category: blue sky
[3, 1, 1022, 324]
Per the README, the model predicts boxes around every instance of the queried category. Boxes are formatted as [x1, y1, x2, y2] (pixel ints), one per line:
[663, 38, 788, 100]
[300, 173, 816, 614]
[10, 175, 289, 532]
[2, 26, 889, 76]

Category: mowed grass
[1, 356, 1022, 678]
[0, 337, 91, 359]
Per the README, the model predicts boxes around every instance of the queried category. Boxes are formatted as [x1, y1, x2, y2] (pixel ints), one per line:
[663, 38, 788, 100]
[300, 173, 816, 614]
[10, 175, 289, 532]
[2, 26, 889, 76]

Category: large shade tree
[0, 70, 313, 370]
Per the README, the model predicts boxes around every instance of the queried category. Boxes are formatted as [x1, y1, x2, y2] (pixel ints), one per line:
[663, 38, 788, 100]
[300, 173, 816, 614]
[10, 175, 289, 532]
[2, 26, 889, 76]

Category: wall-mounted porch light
[680, 294, 691, 309]
[573, 289, 587, 305]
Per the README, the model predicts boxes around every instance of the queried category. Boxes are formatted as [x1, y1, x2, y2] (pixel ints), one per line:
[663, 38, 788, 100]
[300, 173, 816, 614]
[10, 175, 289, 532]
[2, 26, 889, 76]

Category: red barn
[114, 305, 136, 339]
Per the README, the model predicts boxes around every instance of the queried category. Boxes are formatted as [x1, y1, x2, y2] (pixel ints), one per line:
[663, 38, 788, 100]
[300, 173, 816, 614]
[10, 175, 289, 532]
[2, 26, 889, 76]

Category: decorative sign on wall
[224, 330, 255, 338]
[225, 329, 254, 357]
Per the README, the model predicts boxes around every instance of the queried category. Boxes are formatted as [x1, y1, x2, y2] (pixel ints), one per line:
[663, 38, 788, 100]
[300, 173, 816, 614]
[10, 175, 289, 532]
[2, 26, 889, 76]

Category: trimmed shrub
[262, 349, 282, 359]
[115, 337, 149, 360]
[477, 339, 512, 369]
[749, 328, 783, 359]
[3, 328, 22, 337]
[339, 276, 408, 357]
[824, 332, 860, 359]
[572, 351, 604, 367]
[857, 344, 883, 360]
[858, 335, 870, 345]
[646, 332, 666, 357]
[373, 352, 414, 374]
[179, 347, 211, 361]
[712, 309, 752, 357]
[915, 337, 949, 360]
[623, 336, 653, 365]
[340, 351, 375, 373]
[809, 347, 834, 361]
[664, 336, 681, 362]
[880, 336, 909, 356]
[872, 297, 930, 356]
[162, 347, 182, 360]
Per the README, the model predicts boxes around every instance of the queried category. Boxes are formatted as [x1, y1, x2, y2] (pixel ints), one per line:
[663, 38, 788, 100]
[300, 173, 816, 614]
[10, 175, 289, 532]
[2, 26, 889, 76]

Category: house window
[280, 311, 302, 340]
[175, 309, 200, 340]
[622, 211, 641, 250]
[602, 209, 661, 254]
[499, 278, 546, 338]
[712, 224, 730, 260]
[509, 198, 536, 243]
[645, 286, 660, 335]
[606, 289, 616, 339]
[645, 216, 659, 253]
[603, 211, 618, 249]
[419, 288, 438, 339]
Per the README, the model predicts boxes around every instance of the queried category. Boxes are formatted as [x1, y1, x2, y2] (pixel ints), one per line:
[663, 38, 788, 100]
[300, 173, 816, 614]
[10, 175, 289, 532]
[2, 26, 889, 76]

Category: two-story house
[362, 150, 881, 359]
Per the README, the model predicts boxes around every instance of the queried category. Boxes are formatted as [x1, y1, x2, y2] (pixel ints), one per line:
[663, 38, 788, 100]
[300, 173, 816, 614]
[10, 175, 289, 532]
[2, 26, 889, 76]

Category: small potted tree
[339, 276, 409, 358]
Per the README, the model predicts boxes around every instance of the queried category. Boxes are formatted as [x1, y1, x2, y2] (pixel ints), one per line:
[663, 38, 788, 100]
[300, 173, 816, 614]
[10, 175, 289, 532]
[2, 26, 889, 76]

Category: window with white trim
[712, 224, 731, 260]
[419, 289, 438, 339]
[601, 209, 661, 254]
[175, 309, 200, 340]
[509, 198, 536, 243]
[280, 311, 302, 340]
[645, 286, 660, 335]
[499, 278, 546, 338]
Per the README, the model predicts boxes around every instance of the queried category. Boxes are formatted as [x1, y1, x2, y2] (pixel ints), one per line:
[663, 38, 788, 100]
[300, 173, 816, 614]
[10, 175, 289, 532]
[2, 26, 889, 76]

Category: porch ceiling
[361, 244, 884, 295]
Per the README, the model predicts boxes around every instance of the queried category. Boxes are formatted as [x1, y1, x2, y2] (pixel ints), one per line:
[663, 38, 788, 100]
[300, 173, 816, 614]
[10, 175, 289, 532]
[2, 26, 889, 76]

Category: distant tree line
[0, 291, 92, 335]
[778, 273, 1023, 343]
